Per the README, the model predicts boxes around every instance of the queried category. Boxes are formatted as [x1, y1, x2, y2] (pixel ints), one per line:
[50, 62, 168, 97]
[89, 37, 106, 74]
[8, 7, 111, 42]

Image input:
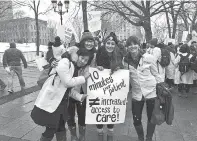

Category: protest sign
[85, 67, 129, 124]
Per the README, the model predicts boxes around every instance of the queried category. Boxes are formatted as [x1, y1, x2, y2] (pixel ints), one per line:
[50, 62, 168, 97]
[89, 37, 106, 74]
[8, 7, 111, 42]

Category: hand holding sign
[97, 66, 104, 71]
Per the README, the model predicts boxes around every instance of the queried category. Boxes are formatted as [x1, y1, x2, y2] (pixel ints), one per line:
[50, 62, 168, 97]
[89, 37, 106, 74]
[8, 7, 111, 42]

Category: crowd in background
[1, 29, 196, 141]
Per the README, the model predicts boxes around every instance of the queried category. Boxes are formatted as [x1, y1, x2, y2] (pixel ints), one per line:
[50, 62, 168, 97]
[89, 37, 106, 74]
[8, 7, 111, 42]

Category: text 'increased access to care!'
[85, 67, 129, 124]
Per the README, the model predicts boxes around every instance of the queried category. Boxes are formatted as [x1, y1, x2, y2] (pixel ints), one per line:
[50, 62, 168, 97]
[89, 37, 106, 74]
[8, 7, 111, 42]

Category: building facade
[102, 13, 142, 42]
[0, 17, 56, 45]
[0, 0, 13, 21]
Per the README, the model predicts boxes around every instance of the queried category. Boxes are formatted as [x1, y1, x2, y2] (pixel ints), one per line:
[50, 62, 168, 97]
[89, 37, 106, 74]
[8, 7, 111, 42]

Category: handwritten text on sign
[85, 67, 129, 124]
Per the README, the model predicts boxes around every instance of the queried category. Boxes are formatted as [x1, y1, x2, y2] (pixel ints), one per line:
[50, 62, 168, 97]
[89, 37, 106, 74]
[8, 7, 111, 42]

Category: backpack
[159, 48, 171, 67]
[178, 54, 190, 74]
[190, 55, 197, 73]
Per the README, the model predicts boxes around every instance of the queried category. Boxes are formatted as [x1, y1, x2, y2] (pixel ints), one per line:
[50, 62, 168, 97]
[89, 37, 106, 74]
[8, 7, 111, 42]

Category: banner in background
[88, 11, 101, 32]
[85, 67, 129, 124]
[182, 31, 189, 42]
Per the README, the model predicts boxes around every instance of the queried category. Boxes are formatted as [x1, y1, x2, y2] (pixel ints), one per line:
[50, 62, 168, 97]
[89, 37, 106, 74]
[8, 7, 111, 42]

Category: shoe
[134, 125, 144, 141]
[8, 90, 14, 94]
[107, 128, 114, 141]
[68, 126, 78, 141]
[79, 125, 86, 141]
[39, 135, 53, 141]
[56, 130, 67, 141]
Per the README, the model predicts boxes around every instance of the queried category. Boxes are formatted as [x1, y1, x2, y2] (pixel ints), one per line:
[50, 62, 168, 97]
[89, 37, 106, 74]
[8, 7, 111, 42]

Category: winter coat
[34, 58, 86, 113]
[45, 48, 54, 63]
[146, 47, 165, 82]
[70, 66, 89, 102]
[123, 53, 163, 101]
[156, 83, 174, 125]
[31, 89, 70, 128]
[96, 46, 124, 70]
[174, 53, 194, 84]
[166, 52, 175, 79]
[3, 48, 27, 68]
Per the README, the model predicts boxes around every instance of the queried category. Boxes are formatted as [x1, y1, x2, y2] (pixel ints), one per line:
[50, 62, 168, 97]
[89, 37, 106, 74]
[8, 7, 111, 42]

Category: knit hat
[55, 36, 61, 42]
[10, 42, 16, 48]
[125, 36, 139, 47]
[80, 30, 94, 42]
[53, 36, 62, 47]
[149, 38, 158, 46]
[180, 44, 189, 53]
[103, 32, 119, 45]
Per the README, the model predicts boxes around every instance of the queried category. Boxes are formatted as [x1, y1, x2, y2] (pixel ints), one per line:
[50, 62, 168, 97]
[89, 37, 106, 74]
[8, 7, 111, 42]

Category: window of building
[34, 25, 36, 30]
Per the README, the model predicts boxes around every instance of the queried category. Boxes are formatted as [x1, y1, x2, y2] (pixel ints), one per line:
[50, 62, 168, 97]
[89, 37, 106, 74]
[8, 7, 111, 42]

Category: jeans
[132, 97, 155, 126]
[42, 114, 66, 138]
[67, 98, 86, 127]
[7, 66, 25, 91]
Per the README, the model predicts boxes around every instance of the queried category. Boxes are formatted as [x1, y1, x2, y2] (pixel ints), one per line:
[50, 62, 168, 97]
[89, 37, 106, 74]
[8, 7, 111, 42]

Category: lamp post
[51, 0, 69, 25]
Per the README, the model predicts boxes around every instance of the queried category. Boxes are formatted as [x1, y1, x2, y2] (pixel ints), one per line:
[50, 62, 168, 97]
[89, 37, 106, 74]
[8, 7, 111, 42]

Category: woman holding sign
[96, 32, 126, 141]
[123, 36, 163, 141]
[65, 30, 96, 141]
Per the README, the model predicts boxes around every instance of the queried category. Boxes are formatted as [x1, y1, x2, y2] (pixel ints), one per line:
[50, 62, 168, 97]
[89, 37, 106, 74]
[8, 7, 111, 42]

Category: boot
[68, 126, 78, 141]
[56, 131, 67, 141]
[134, 125, 144, 141]
[39, 135, 53, 141]
[79, 125, 86, 141]
[97, 128, 104, 141]
[107, 128, 114, 141]
[146, 122, 156, 141]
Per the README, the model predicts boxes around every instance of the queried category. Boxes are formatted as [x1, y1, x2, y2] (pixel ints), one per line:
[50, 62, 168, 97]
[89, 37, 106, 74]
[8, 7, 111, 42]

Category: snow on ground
[0, 42, 48, 66]
[0, 42, 48, 53]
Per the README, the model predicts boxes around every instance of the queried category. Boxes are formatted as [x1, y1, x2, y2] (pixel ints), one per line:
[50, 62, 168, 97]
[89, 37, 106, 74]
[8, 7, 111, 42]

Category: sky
[13, 0, 81, 24]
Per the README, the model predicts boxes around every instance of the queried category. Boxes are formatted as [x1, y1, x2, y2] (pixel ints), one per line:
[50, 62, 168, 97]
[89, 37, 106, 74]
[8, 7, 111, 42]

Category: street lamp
[51, 0, 69, 25]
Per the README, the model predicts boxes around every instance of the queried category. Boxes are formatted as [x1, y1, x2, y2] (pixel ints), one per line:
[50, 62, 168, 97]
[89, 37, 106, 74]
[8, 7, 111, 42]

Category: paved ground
[0, 63, 197, 141]
[0, 64, 40, 104]
[0, 86, 197, 141]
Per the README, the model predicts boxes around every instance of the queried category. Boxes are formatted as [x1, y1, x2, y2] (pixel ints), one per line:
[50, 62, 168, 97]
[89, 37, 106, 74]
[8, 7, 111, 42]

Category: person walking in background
[2, 42, 27, 94]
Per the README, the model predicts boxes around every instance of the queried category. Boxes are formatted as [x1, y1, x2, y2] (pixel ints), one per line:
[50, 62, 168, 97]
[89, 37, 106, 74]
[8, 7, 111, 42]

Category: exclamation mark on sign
[117, 113, 119, 121]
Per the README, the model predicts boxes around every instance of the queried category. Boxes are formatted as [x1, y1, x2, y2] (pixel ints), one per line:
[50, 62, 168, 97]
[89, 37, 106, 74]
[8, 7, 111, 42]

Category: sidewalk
[0, 64, 40, 104]
[0, 88, 197, 141]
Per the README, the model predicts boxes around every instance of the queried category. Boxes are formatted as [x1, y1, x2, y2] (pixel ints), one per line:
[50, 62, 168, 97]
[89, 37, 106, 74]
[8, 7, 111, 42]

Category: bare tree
[162, 1, 186, 39]
[13, 0, 52, 56]
[14, 10, 25, 19]
[0, 1, 13, 19]
[179, 1, 197, 32]
[89, 1, 179, 41]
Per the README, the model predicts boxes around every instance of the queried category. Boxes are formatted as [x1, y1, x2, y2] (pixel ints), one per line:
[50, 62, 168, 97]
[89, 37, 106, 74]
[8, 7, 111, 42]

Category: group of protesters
[1, 28, 197, 141]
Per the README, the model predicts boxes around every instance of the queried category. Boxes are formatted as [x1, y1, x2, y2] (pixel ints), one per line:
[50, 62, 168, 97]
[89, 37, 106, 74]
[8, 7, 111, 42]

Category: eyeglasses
[85, 41, 94, 45]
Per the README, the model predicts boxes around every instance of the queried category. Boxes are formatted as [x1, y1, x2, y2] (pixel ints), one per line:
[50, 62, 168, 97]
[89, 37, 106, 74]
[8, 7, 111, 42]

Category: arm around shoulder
[56, 58, 86, 88]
